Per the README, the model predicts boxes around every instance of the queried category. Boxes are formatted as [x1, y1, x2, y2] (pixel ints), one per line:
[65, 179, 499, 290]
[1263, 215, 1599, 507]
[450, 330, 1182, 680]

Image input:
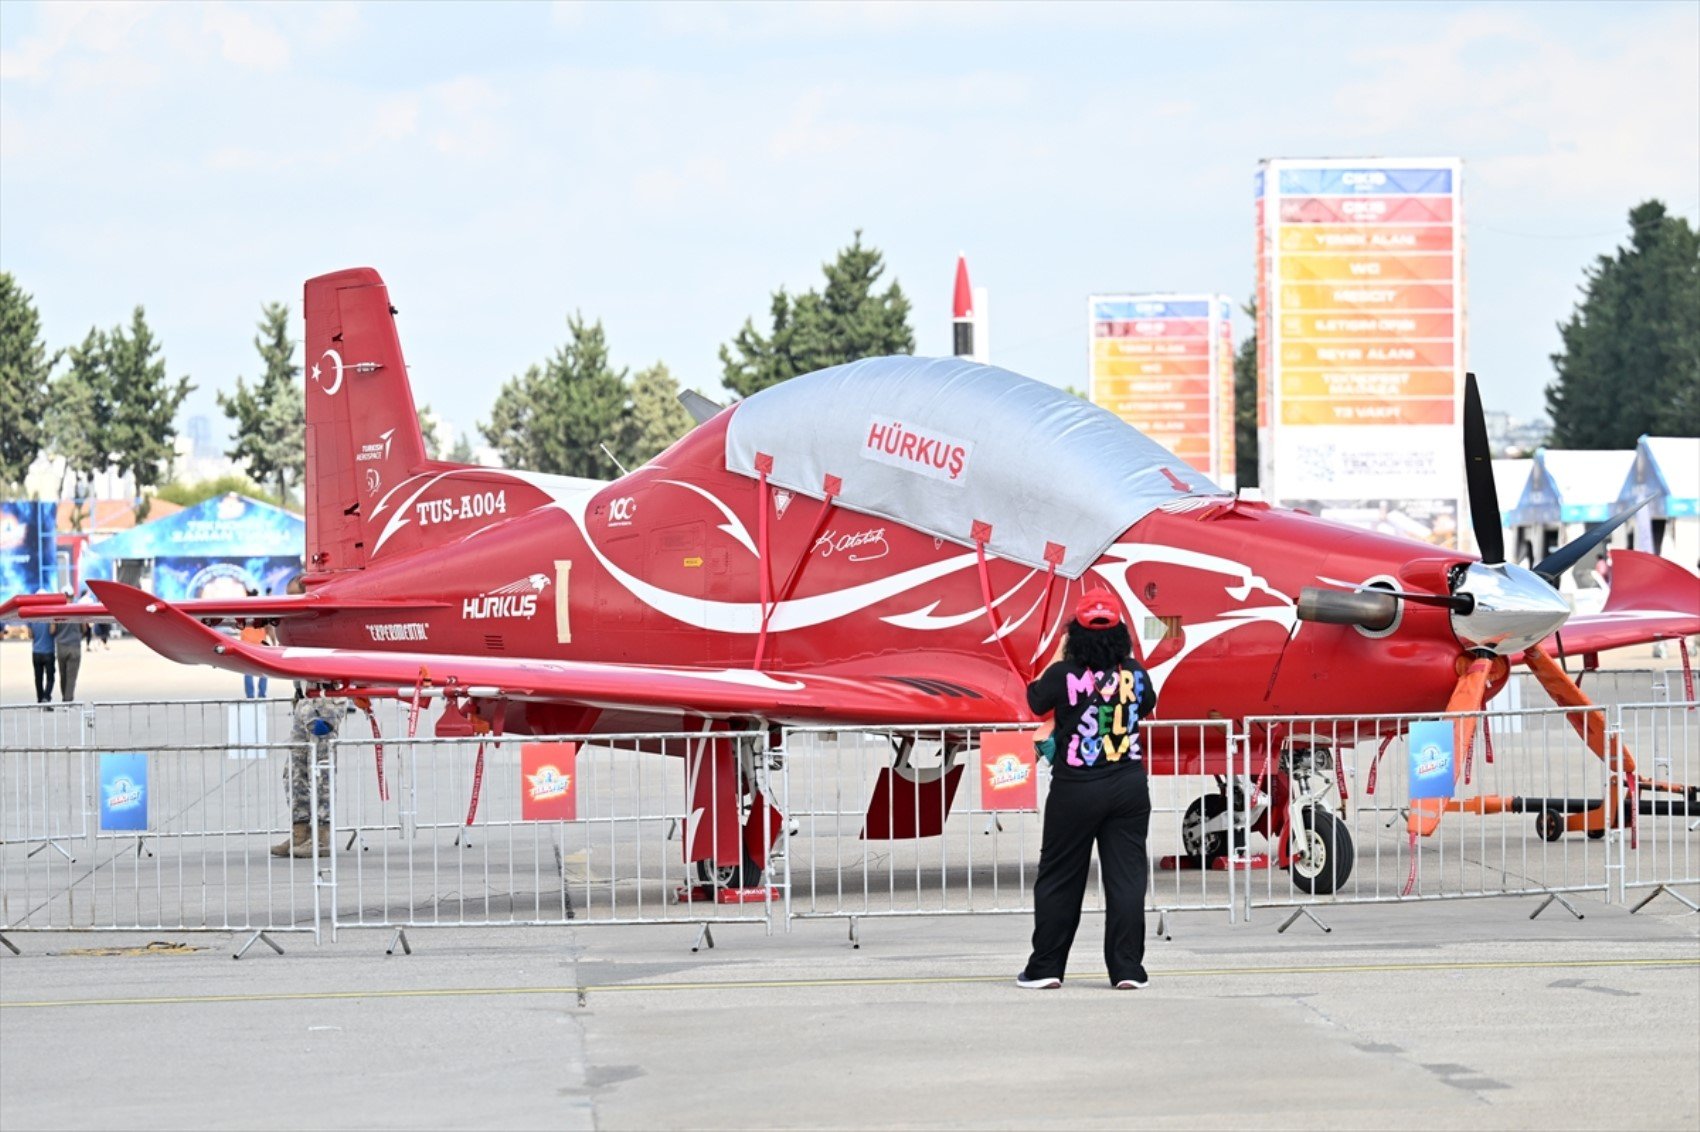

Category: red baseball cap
[1074, 588, 1121, 628]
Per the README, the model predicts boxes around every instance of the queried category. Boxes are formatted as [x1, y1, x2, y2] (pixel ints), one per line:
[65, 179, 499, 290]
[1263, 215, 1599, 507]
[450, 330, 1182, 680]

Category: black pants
[33, 654, 56, 702]
[1025, 771, 1151, 983]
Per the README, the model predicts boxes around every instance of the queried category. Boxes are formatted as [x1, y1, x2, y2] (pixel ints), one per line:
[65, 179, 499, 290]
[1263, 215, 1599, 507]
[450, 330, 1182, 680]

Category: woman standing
[1017, 588, 1158, 991]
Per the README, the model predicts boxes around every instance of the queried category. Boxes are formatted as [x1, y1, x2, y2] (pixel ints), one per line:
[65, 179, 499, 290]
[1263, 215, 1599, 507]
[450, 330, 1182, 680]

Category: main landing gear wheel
[1181, 794, 1230, 860]
[1289, 808, 1354, 895]
[695, 854, 763, 889]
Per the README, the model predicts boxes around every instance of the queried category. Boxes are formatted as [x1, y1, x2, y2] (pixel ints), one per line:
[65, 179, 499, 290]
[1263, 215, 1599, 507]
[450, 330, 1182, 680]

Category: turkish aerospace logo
[464, 574, 550, 620]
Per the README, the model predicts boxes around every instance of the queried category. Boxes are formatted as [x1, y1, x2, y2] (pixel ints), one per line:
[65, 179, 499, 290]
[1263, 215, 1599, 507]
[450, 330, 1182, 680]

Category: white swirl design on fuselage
[1089, 543, 1297, 694]
[553, 489, 982, 634]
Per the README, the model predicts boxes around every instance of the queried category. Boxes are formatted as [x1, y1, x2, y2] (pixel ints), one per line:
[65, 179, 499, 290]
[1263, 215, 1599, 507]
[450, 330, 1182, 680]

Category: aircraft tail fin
[302, 268, 430, 575]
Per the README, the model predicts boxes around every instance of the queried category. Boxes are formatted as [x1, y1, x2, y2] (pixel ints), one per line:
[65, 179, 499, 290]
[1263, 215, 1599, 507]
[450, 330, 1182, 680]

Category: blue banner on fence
[99, 753, 149, 831]
[1407, 721, 1455, 800]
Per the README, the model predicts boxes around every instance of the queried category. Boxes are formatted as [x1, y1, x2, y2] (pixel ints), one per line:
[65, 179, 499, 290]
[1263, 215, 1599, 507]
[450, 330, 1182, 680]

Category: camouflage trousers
[289, 697, 349, 827]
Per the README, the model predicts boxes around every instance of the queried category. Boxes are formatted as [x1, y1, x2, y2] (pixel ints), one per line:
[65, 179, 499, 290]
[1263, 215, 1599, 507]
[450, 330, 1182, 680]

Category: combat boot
[271, 823, 312, 857]
[289, 824, 331, 858]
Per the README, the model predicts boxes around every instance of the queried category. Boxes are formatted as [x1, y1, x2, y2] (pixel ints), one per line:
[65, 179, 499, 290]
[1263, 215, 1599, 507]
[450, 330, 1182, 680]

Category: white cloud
[1332, 7, 1700, 206]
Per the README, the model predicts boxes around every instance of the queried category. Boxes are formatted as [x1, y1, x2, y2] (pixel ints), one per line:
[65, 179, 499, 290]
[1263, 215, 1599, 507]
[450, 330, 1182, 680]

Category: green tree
[720, 231, 914, 398]
[0, 273, 58, 494]
[105, 307, 193, 492]
[218, 303, 303, 502]
[417, 405, 445, 460]
[624, 363, 695, 464]
[45, 327, 114, 497]
[1545, 200, 1700, 447]
[482, 313, 629, 478]
[448, 432, 475, 464]
[1234, 299, 1259, 489]
[154, 473, 283, 509]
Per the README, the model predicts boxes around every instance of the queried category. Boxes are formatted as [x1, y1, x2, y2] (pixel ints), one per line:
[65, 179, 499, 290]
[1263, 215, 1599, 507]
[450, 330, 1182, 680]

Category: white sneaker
[1114, 973, 1150, 990]
[1016, 971, 1062, 989]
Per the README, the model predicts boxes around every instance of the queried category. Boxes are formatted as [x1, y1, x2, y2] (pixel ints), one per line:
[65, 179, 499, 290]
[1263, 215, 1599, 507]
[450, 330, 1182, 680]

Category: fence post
[322, 735, 336, 944]
[778, 728, 793, 934]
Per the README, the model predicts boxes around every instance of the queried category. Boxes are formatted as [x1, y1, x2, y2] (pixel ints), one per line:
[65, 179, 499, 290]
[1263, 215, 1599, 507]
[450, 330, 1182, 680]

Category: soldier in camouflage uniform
[272, 688, 350, 858]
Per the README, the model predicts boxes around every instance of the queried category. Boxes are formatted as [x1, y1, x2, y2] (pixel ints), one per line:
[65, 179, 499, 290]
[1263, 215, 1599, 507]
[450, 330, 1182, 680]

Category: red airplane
[7, 267, 1696, 892]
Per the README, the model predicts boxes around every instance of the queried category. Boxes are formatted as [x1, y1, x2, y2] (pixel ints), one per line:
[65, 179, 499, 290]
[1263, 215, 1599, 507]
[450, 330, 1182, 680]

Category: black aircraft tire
[696, 854, 763, 889]
[1289, 808, 1354, 896]
[1181, 794, 1230, 860]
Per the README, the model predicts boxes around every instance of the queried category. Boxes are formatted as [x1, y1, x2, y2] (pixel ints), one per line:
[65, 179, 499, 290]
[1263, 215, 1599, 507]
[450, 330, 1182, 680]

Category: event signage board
[1088, 294, 1236, 489]
[520, 742, 578, 822]
[1407, 720, 1456, 801]
[1256, 158, 1466, 547]
[0, 501, 58, 606]
[978, 731, 1040, 812]
[99, 753, 149, 831]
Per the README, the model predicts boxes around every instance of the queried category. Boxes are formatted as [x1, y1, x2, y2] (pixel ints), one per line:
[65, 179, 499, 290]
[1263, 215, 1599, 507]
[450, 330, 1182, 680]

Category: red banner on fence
[521, 742, 578, 822]
[979, 731, 1039, 811]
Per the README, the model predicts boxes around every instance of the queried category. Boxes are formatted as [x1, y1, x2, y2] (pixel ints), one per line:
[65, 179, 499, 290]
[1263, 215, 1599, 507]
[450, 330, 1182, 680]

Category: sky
[2, 0, 1697, 449]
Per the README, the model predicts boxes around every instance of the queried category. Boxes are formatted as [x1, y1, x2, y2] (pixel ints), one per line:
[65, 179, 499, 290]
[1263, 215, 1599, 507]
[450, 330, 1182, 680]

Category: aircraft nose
[1448, 562, 1572, 656]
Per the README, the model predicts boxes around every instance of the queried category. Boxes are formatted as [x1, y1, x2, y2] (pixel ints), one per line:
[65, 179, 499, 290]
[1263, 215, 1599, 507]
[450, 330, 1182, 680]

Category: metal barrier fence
[326, 728, 777, 950]
[1, 699, 327, 954]
[1, 703, 92, 863]
[1237, 699, 1700, 927]
[1615, 700, 1700, 913]
[781, 721, 1236, 943]
[3, 695, 1695, 953]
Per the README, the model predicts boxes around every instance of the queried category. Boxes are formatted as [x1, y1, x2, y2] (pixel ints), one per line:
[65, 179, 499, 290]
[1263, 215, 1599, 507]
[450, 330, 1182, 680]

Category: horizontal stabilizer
[89, 581, 1020, 726]
[1526, 550, 1700, 659]
[3, 591, 448, 624]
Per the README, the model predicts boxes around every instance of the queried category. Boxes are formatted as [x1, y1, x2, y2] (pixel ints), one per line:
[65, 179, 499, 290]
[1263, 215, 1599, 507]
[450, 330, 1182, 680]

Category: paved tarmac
[2, 638, 1697, 1130]
[1, 900, 1697, 1130]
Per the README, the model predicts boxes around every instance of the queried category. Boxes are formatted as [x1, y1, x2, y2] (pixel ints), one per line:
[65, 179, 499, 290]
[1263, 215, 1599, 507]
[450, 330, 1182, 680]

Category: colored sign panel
[150, 555, 304, 602]
[979, 731, 1039, 812]
[520, 742, 578, 822]
[99, 753, 149, 831]
[0, 501, 58, 606]
[1407, 721, 1455, 801]
[1257, 158, 1465, 548]
[1088, 294, 1235, 489]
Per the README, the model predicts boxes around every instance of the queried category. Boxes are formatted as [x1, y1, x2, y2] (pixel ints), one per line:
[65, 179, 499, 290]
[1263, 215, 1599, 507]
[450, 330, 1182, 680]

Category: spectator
[29, 607, 55, 704]
[52, 599, 84, 703]
[239, 587, 268, 698]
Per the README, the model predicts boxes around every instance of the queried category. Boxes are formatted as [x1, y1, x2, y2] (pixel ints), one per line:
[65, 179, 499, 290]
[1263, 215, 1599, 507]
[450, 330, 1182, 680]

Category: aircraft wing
[1525, 549, 1700, 659]
[0, 591, 448, 624]
[89, 580, 1020, 726]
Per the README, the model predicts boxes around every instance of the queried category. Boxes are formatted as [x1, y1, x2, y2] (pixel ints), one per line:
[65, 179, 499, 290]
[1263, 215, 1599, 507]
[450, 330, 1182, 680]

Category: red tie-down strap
[465, 741, 486, 827]
[1461, 713, 1478, 787]
[971, 521, 1029, 678]
[755, 452, 774, 613]
[1482, 714, 1494, 764]
[1364, 731, 1399, 796]
[1401, 829, 1421, 897]
[1028, 542, 1065, 674]
[354, 696, 388, 803]
[407, 666, 430, 738]
[755, 472, 841, 669]
[1681, 638, 1695, 710]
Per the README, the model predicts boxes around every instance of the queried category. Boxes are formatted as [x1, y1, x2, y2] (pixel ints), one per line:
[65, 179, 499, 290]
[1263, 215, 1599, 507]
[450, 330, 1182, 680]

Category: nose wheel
[1288, 807, 1354, 895]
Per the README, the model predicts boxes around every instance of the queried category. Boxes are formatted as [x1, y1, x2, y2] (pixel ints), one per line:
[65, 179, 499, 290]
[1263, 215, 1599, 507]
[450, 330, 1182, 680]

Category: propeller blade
[1462, 372, 1504, 564]
[1530, 494, 1657, 588]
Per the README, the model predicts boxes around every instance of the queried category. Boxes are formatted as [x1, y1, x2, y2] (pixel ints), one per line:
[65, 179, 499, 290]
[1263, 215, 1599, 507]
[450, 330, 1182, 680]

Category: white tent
[1617, 435, 1700, 570]
[1504, 448, 1635, 579]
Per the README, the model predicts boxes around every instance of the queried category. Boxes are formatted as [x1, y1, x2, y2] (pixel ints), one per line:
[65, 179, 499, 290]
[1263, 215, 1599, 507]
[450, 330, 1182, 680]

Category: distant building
[1484, 410, 1550, 458]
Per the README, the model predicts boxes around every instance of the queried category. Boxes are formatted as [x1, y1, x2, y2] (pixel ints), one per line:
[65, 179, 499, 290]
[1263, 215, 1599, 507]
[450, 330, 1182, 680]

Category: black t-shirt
[1027, 657, 1158, 779]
